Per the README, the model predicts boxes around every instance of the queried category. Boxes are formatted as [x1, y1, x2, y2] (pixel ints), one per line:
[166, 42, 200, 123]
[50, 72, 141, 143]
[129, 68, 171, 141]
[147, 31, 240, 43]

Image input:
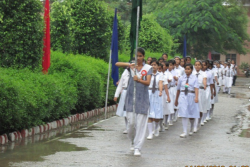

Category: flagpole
[132, 6, 140, 121]
[105, 50, 112, 120]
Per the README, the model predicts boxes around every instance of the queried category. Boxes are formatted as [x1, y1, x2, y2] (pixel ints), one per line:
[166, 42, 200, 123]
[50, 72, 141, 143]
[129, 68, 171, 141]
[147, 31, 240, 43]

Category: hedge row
[0, 51, 115, 134]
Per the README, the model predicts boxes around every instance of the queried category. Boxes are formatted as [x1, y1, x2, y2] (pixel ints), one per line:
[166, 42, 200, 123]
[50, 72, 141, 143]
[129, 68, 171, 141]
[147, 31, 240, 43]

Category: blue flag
[183, 34, 187, 58]
[111, 9, 119, 87]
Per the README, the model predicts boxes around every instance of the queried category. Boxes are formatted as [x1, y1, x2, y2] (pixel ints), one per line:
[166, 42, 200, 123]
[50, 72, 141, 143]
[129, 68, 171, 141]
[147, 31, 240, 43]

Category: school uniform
[148, 72, 164, 119]
[176, 74, 199, 137]
[217, 67, 223, 87]
[211, 68, 218, 104]
[205, 69, 213, 111]
[115, 69, 129, 117]
[225, 68, 233, 94]
[162, 71, 173, 116]
[125, 64, 152, 154]
[177, 74, 199, 118]
[192, 70, 207, 113]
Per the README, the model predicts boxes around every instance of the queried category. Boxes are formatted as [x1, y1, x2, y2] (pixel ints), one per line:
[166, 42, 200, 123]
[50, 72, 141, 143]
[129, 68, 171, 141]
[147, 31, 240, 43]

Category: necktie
[196, 73, 199, 78]
[152, 74, 156, 94]
[185, 77, 189, 95]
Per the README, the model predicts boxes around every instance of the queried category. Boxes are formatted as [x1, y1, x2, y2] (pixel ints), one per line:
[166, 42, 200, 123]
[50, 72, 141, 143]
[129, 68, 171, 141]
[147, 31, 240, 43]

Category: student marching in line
[216, 61, 223, 93]
[147, 60, 166, 140]
[167, 60, 178, 125]
[114, 69, 130, 134]
[201, 61, 213, 126]
[222, 62, 228, 93]
[175, 64, 199, 138]
[115, 48, 152, 156]
[225, 62, 233, 95]
[161, 61, 173, 131]
[192, 61, 207, 133]
[207, 60, 218, 121]
[174, 56, 185, 121]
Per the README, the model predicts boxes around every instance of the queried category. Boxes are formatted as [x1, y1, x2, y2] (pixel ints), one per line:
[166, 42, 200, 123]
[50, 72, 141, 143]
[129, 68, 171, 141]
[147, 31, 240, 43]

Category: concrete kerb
[0, 105, 117, 145]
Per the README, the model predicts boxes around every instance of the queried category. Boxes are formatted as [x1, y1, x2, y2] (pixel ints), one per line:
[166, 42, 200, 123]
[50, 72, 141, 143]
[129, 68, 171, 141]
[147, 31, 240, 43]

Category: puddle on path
[0, 111, 116, 167]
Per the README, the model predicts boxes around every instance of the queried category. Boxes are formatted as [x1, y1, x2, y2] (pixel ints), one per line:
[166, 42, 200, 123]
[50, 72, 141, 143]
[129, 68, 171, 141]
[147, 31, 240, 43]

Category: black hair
[150, 60, 159, 66]
[195, 60, 203, 68]
[159, 64, 163, 69]
[147, 57, 152, 60]
[209, 60, 214, 68]
[185, 56, 191, 61]
[151, 57, 157, 62]
[162, 53, 168, 57]
[184, 63, 193, 70]
[174, 56, 181, 61]
[168, 59, 176, 65]
[137, 47, 145, 56]
[158, 57, 164, 61]
[163, 61, 169, 67]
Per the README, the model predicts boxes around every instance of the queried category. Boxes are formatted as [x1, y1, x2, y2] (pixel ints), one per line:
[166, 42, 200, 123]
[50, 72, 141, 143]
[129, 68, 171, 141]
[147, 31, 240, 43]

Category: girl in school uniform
[147, 60, 166, 140]
[201, 61, 214, 126]
[192, 61, 207, 133]
[222, 62, 227, 93]
[115, 48, 152, 156]
[225, 63, 233, 94]
[167, 60, 178, 126]
[216, 61, 223, 93]
[114, 69, 130, 134]
[175, 64, 199, 138]
[161, 61, 173, 130]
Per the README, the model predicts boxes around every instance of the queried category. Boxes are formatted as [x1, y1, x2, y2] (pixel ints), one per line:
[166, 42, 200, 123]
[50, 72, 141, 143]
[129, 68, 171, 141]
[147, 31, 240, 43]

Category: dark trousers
[233, 76, 237, 86]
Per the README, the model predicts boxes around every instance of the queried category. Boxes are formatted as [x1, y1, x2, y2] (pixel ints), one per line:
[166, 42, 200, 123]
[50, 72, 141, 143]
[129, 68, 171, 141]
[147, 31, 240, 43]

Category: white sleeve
[163, 75, 168, 85]
[168, 72, 173, 81]
[214, 69, 218, 77]
[203, 72, 207, 78]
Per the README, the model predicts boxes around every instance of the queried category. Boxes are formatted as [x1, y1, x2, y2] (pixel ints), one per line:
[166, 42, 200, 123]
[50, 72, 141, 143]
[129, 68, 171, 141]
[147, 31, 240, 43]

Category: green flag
[129, 0, 142, 61]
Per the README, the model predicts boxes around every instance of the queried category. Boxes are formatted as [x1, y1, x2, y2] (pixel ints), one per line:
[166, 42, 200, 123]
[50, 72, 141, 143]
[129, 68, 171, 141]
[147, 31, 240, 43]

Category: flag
[183, 34, 187, 58]
[42, 0, 50, 73]
[129, 0, 142, 61]
[111, 9, 119, 86]
[207, 51, 212, 60]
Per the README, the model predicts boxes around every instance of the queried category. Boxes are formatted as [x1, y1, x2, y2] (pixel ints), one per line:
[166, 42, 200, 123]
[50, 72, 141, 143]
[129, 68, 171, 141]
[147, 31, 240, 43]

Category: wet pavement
[0, 77, 250, 167]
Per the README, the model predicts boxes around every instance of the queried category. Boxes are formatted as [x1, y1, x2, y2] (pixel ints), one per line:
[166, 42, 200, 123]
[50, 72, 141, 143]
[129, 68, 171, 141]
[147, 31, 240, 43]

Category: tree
[156, 0, 250, 58]
[51, 1, 72, 53]
[0, 0, 44, 68]
[124, 14, 174, 54]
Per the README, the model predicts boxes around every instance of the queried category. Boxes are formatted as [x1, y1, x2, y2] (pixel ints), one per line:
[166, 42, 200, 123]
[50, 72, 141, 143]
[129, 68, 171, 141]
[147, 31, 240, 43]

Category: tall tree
[156, 0, 250, 58]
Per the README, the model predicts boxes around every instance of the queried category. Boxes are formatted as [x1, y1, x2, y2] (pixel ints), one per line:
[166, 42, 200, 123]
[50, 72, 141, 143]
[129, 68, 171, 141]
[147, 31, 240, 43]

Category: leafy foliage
[0, 51, 116, 133]
[156, 0, 250, 58]
[123, 14, 173, 54]
[0, 0, 44, 68]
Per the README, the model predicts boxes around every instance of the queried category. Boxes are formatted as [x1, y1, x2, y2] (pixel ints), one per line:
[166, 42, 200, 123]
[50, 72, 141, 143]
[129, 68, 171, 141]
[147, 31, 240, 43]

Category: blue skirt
[178, 92, 199, 118]
[148, 90, 163, 119]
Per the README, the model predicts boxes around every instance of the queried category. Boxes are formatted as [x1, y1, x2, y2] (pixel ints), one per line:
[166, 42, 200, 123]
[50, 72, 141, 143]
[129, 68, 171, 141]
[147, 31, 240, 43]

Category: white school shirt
[175, 65, 185, 78]
[205, 70, 213, 86]
[149, 71, 164, 88]
[226, 68, 234, 77]
[217, 67, 223, 78]
[231, 64, 237, 75]
[192, 70, 207, 87]
[163, 70, 173, 85]
[168, 69, 177, 86]
[114, 69, 129, 97]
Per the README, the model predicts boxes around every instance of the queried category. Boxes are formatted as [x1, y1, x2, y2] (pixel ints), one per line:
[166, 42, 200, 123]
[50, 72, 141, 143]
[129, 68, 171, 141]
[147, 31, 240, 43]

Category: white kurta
[167, 69, 177, 114]
[225, 68, 233, 88]
[212, 68, 219, 103]
[115, 69, 129, 117]
[205, 70, 213, 111]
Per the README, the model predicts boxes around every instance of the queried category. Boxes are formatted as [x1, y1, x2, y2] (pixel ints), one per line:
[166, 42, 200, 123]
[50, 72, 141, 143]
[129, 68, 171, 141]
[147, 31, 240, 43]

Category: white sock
[228, 87, 231, 94]
[164, 115, 169, 125]
[155, 122, 159, 131]
[202, 113, 207, 122]
[125, 117, 128, 130]
[223, 86, 226, 92]
[210, 108, 214, 118]
[152, 121, 155, 131]
[159, 120, 164, 129]
[182, 118, 188, 134]
[168, 114, 171, 122]
[206, 110, 210, 119]
[190, 119, 195, 131]
[147, 123, 153, 135]
[194, 118, 198, 129]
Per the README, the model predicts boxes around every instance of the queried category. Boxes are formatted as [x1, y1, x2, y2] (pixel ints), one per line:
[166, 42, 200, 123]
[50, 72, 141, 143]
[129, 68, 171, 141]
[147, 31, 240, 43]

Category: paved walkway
[10, 78, 250, 167]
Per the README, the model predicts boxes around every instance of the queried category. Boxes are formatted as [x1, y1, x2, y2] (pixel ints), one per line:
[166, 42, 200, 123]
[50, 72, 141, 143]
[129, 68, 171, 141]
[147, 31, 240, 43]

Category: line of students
[114, 49, 233, 156]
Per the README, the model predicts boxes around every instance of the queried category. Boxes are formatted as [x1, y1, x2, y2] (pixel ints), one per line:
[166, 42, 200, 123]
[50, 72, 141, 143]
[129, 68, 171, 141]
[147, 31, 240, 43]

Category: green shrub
[0, 0, 44, 69]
